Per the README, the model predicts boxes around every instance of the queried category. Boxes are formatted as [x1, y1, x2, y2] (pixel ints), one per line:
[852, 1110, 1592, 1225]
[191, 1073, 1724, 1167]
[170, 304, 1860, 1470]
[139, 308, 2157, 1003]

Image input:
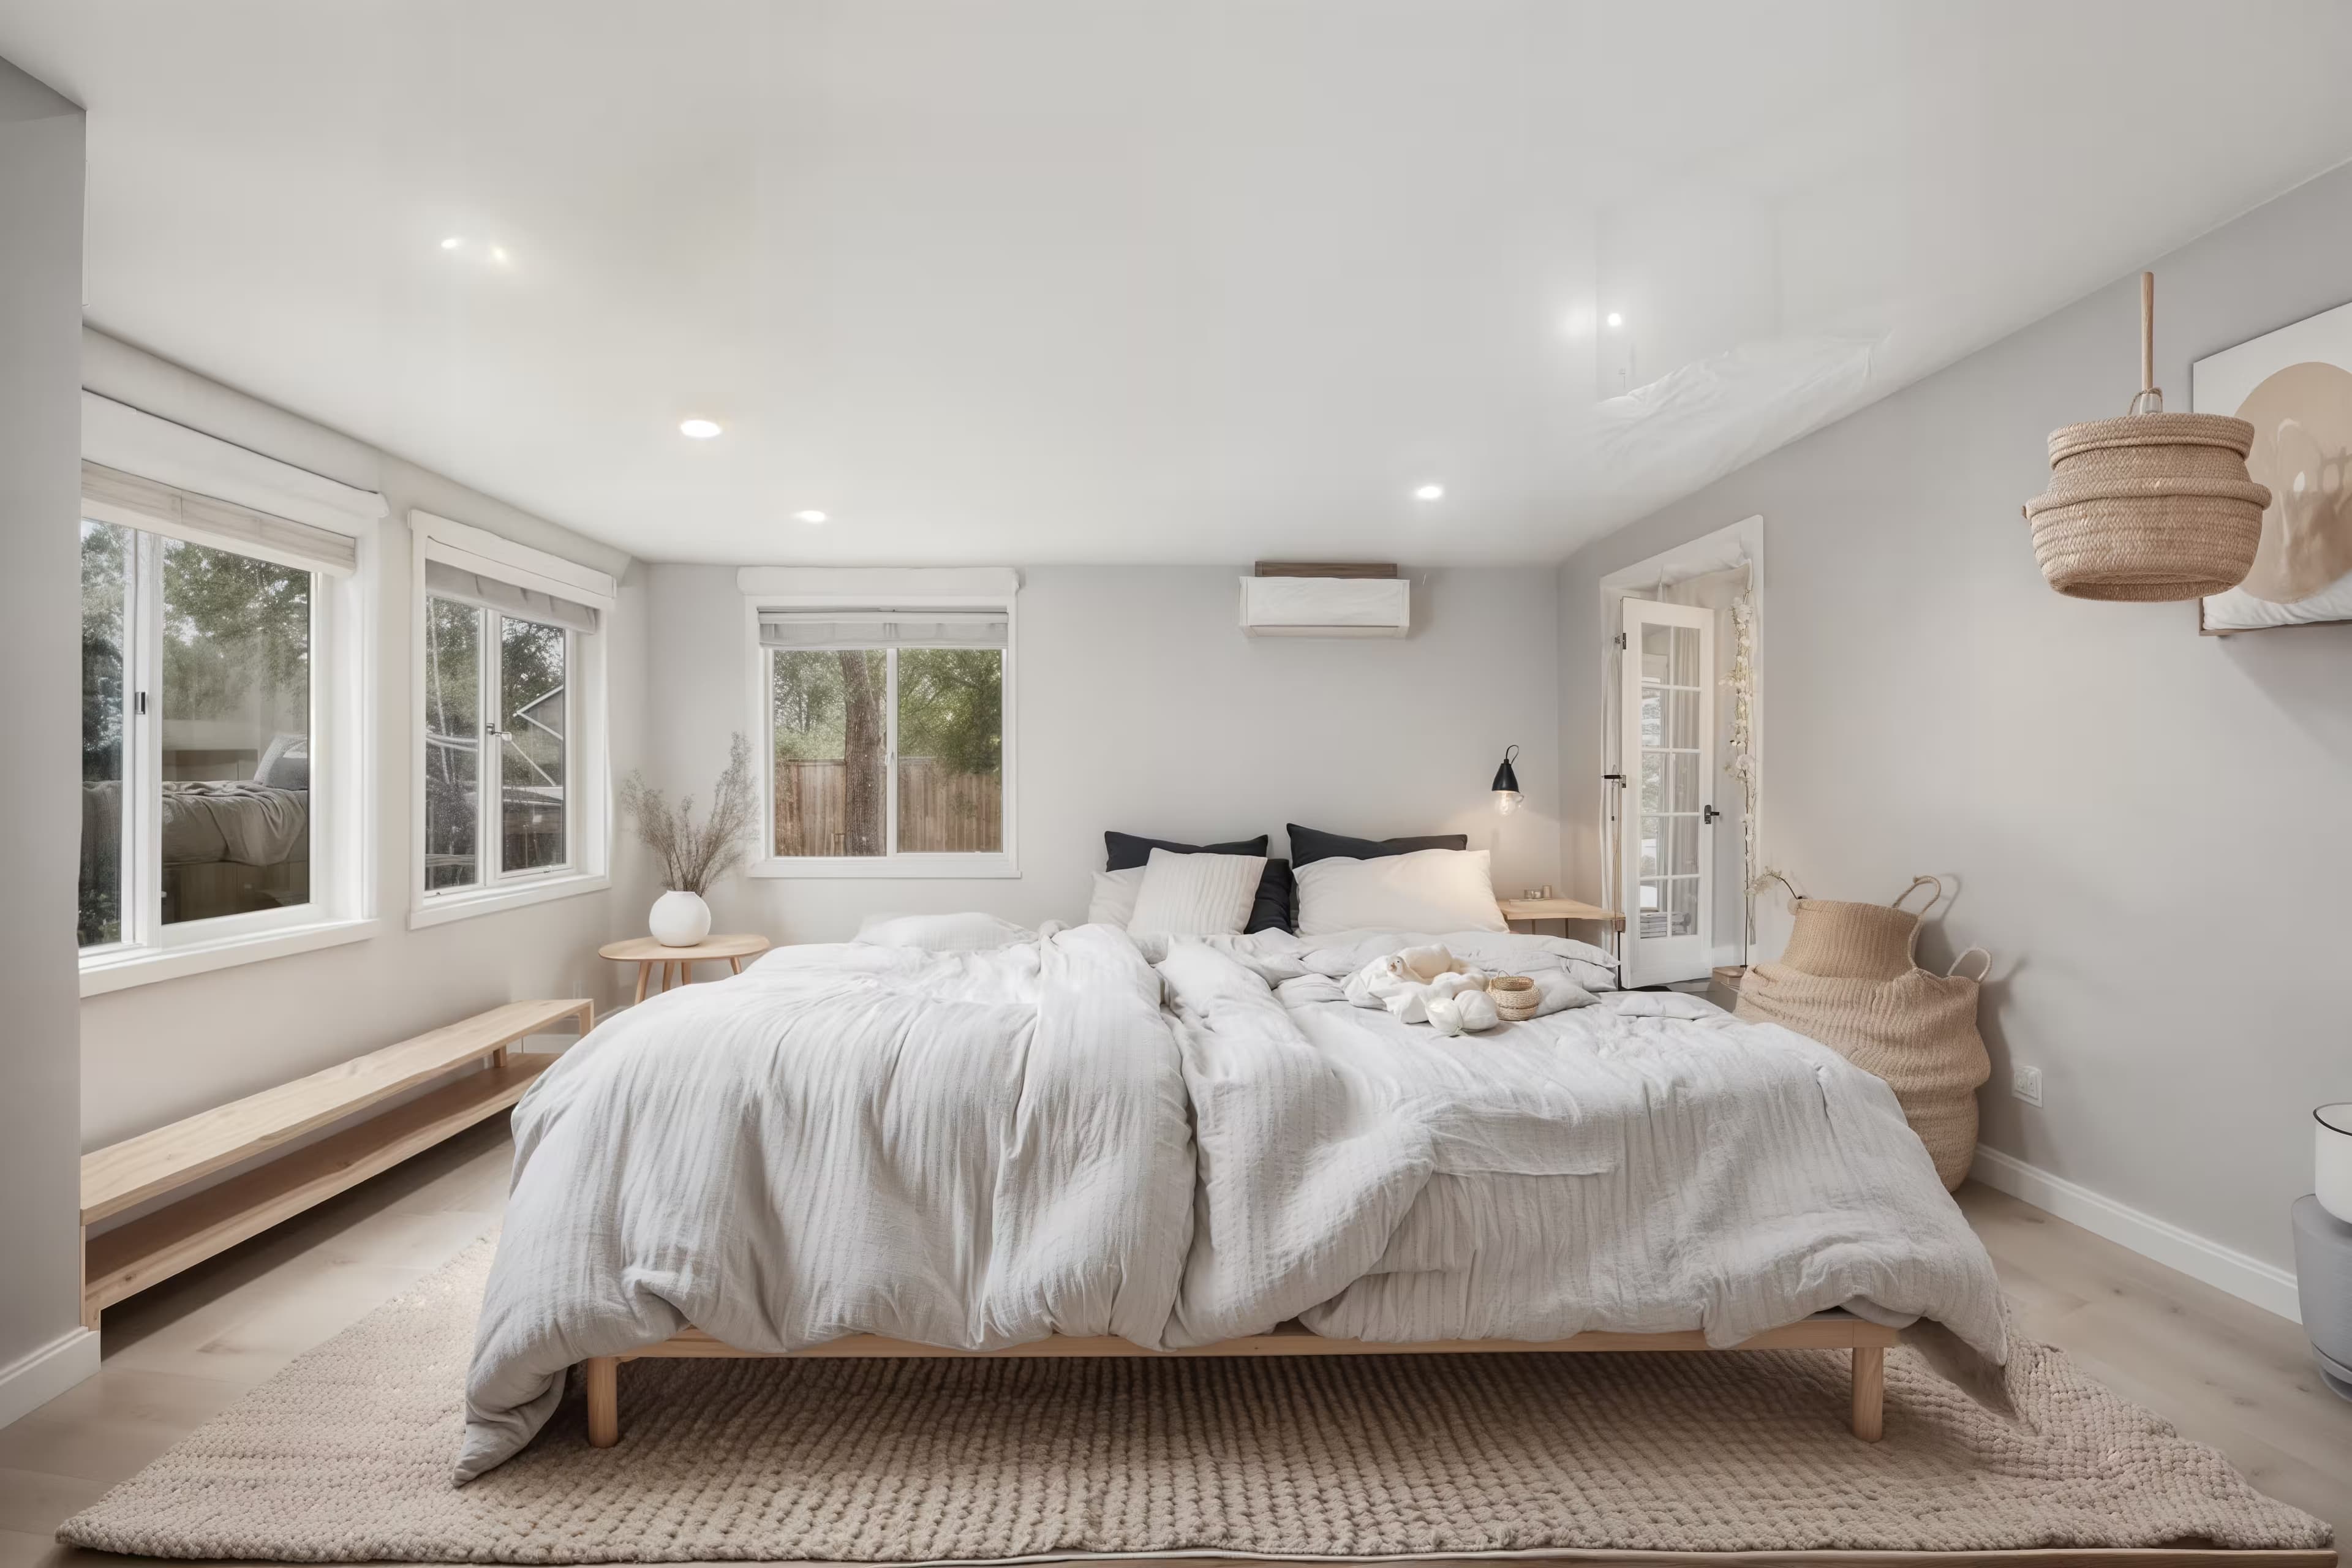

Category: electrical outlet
[2012, 1064, 2044, 1107]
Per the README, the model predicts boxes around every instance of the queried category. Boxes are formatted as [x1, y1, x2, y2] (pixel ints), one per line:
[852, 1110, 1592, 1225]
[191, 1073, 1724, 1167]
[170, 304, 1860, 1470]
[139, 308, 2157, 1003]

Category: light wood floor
[1, 1121, 2346, 1565]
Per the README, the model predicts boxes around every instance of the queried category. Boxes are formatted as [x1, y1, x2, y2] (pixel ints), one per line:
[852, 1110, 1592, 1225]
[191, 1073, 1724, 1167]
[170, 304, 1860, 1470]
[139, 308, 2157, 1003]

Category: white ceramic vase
[2319, 1104, 2352, 1224]
[649, 889, 712, 948]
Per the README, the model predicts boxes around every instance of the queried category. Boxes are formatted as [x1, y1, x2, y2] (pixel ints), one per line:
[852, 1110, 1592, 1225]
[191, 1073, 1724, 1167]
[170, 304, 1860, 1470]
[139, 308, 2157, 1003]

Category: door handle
[1702, 804, 1721, 824]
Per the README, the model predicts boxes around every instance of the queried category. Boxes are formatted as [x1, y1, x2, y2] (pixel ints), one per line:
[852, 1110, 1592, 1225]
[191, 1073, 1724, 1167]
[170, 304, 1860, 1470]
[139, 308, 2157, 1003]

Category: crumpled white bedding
[458, 921, 2007, 1481]
[456, 925, 1193, 1481]
[1156, 930, 2008, 1361]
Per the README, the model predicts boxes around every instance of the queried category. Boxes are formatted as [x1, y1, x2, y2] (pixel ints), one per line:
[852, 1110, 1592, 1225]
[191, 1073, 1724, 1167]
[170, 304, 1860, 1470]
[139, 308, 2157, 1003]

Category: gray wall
[0, 57, 86, 1391]
[646, 565, 1563, 941]
[1559, 162, 2352, 1275]
[77, 331, 657, 1148]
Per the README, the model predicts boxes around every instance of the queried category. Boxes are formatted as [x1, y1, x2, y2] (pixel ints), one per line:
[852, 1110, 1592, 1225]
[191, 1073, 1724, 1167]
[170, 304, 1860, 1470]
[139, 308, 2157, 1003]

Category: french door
[1618, 599, 1716, 986]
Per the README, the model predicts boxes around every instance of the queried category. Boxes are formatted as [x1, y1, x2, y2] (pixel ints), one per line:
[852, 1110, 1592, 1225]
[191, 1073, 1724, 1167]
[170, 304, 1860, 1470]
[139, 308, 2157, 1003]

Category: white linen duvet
[459, 923, 2007, 1480]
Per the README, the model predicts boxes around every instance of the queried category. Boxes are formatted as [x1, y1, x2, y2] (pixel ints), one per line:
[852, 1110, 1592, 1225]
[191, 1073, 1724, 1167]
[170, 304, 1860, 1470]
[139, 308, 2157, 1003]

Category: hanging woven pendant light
[2022, 273, 2271, 601]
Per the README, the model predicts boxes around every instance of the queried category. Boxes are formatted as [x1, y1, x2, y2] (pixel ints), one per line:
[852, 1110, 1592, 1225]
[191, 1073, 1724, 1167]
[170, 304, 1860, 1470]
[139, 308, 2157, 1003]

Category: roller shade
[80, 461, 358, 577]
[759, 609, 1008, 649]
[425, 557, 601, 633]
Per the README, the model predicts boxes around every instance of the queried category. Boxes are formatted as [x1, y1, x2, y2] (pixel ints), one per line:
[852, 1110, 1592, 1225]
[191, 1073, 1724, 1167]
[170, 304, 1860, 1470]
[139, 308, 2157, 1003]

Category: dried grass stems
[619, 732, 755, 897]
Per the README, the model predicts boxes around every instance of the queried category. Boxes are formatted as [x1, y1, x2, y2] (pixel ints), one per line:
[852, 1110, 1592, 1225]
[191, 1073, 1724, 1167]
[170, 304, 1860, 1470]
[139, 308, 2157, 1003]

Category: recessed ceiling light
[489, 244, 510, 265]
[1605, 311, 1624, 328]
[793, 510, 828, 524]
[679, 418, 723, 439]
[1414, 483, 1445, 501]
[439, 236, 462, 251]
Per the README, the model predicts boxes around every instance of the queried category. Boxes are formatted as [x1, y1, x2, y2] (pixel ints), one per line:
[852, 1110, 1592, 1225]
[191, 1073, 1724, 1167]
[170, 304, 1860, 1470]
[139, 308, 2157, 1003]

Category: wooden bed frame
[579, 1309, 1899, 1448]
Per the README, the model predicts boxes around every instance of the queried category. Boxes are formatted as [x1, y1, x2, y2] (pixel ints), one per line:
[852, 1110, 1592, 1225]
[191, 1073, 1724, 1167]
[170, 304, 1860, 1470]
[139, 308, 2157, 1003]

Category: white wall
[0, 54, 91, 1418]
[1558, 161, 2352, 1279]
[644, 565, 1562, 940]
[77, 330, 655, 1148]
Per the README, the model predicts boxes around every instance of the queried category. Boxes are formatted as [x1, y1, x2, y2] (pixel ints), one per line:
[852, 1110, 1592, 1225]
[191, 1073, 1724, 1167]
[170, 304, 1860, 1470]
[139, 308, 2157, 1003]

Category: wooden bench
[80, 998, 592, 1330]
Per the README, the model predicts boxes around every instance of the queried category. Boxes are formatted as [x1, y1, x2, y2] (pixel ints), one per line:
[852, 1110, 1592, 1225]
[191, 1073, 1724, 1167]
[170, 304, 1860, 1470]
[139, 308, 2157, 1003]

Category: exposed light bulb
[1495, 790, 1523, 816]
[679, 418, 724, 439]
[1413, 483, 1445, 501]
[793, 510, 828, 524]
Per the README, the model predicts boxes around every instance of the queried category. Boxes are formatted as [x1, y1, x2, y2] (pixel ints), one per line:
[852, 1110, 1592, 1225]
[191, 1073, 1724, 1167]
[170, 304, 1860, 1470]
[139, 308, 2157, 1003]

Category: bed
[457, 919, 2006, 1481]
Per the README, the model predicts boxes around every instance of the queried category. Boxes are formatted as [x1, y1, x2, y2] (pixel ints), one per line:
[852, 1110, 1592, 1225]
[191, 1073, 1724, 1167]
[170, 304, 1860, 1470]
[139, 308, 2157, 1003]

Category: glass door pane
[497, 616, 568, 874]
[423, 597, 483, 891]
[158, 537, 312, 925]
[894, 647, 1004, 853]
[1621, 600, 1714, 981]
[771, 648, 887, 856]
[79, 520, 130, 947]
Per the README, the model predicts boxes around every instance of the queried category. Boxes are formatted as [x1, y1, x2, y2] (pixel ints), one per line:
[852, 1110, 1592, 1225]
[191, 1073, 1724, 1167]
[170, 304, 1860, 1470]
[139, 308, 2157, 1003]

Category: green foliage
[81, 522, 127, 780]
[769, 647, 1001, 776]
[897, 649, 1002, 776]
[160, 537, 310, 725]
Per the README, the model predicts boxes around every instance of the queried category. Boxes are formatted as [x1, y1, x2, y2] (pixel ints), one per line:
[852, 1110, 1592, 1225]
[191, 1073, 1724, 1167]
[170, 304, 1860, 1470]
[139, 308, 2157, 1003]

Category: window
[77, 459, 368, 988]
[422, 596, 573, 890]
[410, 512, 613, 925]
[752, 593, 1016, 877]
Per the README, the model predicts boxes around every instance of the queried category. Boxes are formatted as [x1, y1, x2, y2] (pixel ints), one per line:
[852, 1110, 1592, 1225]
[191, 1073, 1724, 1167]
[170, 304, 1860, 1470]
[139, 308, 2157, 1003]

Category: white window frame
[741, 567, 1019, 880]
[78, 394, 386, 997]
[408, 512, 614, 927]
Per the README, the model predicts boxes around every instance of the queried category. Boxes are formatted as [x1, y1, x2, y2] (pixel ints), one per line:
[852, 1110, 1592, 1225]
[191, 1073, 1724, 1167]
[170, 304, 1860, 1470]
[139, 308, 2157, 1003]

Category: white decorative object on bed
[1127, 848, 1266, 936]
[1294, 847, 1506, 937]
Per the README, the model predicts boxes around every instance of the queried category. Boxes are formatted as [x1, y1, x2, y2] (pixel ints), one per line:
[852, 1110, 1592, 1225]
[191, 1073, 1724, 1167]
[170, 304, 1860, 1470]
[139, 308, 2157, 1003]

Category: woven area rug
[61, 1235, 2329, 1562]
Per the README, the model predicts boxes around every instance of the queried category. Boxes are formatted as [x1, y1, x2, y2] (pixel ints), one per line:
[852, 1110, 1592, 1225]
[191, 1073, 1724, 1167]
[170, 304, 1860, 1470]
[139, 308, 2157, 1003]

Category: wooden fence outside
[775, 757, 1003, 856]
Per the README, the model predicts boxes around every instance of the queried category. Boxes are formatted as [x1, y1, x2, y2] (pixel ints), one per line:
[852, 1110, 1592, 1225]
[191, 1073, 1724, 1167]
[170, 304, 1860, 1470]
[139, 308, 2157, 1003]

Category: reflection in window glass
[771, 649, 886, 856]
[159, 537, 312, 927]
[499, 617, 568, 873]
[423, 596, 483, 891]
[895, 647, 1003, 853]
[79, 521, 129, 947]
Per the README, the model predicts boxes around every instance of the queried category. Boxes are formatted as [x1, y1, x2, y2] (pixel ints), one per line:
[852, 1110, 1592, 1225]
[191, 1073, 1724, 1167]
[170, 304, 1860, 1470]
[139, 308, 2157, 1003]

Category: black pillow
[1103, 832, 1292, 934]
[1286, 824, 1470, 866]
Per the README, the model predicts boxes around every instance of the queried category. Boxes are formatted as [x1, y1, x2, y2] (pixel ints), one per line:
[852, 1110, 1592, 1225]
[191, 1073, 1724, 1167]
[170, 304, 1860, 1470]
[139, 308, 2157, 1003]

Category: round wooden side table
[599, 933, 772, 1005]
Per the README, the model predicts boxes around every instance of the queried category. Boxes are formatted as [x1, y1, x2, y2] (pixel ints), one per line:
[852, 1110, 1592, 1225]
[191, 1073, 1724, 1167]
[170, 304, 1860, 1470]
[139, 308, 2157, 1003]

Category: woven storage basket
[1733, 877, 1991, 1189]
[2021, 273, 2269, 601]
[1488, 975, 1539, 1022]
[2025, 412, 2266, 600]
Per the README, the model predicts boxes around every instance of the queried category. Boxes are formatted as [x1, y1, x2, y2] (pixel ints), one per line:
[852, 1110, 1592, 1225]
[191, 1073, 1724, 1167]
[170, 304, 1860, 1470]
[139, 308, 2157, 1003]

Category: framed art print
[2193, 298, 2352, 633]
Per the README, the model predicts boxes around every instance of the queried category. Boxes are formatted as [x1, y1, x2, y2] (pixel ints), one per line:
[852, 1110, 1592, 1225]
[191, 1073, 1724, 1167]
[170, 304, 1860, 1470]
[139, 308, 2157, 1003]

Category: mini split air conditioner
[1238, 575, 1410, 637]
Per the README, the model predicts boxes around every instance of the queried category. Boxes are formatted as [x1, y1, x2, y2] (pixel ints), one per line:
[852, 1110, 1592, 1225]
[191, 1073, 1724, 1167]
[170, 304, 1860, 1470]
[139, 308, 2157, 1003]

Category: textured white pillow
[1085, 867, 1145, 927]
[1127, 848, 1265, 937]
[1295, 848, 1507, 938]
[853, 911, 1033, 951]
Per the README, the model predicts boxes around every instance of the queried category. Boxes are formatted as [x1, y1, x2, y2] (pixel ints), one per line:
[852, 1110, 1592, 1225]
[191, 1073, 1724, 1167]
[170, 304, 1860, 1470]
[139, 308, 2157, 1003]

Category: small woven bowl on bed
[1488, 976, 1540, 1022]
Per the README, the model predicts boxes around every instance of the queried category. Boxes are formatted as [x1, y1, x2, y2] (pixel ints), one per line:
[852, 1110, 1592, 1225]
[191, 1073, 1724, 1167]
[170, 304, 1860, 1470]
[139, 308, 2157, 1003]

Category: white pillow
[853, 911, 1032, 951]
[1295, 848, 1506, 938]
[1127, 848, 1265, 937]
[1085, 867, 1144, 927]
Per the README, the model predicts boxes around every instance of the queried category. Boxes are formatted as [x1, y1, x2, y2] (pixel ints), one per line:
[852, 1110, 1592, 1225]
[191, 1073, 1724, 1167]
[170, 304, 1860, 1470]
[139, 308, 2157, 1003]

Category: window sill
[747, 854, 1019, 880]
[408, 872, 611, 930]
[80, 917, 381, 998]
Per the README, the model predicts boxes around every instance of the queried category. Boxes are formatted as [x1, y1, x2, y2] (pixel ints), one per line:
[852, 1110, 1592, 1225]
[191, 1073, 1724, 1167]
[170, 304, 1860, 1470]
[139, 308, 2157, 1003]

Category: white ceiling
[5, 2, 2351, 567]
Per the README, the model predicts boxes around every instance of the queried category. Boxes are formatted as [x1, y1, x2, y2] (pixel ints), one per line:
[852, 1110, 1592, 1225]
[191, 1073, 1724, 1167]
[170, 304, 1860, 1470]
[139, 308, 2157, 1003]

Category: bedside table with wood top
[1496, 897, 1624, 959]
[600, 933, 772, 1005]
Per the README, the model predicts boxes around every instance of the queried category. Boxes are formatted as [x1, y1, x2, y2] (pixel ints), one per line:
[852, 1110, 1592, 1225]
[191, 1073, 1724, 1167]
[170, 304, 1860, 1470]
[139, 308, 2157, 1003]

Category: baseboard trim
[0, 1324, 99, 1430]
[1970, 1145, 2302, 1324]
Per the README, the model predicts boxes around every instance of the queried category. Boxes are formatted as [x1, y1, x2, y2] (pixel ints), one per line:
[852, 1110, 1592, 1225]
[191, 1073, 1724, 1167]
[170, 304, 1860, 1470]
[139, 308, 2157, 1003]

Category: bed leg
[1850, 1345, 1885, 1442]
[585, 1357, 620, 1448]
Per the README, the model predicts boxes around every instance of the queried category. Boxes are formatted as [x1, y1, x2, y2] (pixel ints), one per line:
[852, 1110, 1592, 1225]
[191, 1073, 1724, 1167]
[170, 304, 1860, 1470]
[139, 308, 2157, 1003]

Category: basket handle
[1946, 948, 1992, 982]
[1890, 875, 1944, 914]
